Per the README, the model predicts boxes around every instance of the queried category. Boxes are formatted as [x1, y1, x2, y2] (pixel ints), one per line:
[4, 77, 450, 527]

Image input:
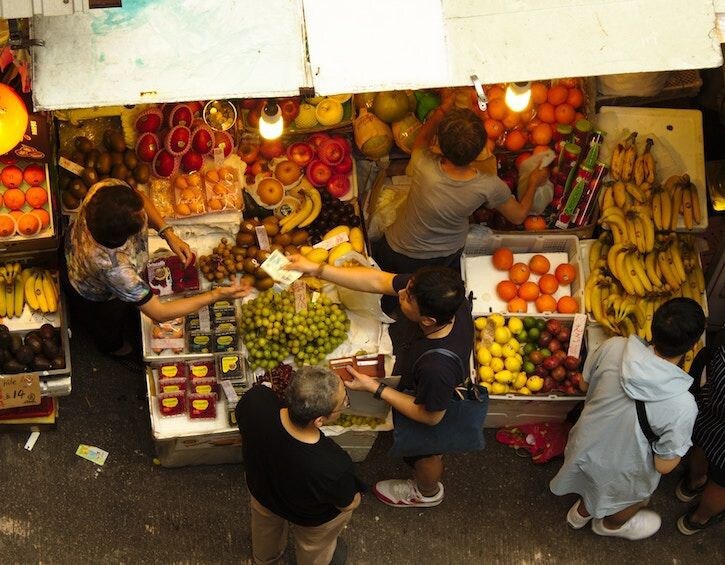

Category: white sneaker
[373, 479, 444, 508]
[567, 500, 592, 529]
[592, 510, 662, 540]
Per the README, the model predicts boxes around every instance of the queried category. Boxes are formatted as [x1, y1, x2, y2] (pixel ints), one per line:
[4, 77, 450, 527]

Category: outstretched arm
[411, 88, 456, 152]
[286, 254, 397, 296]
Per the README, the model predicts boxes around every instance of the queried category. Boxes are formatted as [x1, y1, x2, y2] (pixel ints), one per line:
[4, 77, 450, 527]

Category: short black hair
[437, 108, 486, 166]
[652, 297, 705, 358]
[286, 366, 340, 427]
[85, 182, 145, 248]
[409, 266, 465, 324]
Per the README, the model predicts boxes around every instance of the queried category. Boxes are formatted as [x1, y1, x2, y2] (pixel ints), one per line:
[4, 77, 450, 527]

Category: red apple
[169, 104, 193, 128]
[553, 349, 567, 361]
[542, 356, 561, 371]
[535, 365, 549, 378]
[564, 356, 580, 371]
[240, 99, 258, 110]
[563, 383, 578, 396]
[306, 160, 332, 187]
[135, 110, 162, 134]
[152, 150, 177, 178]
[181, 151, 203, 173]
[246, 100, 266, 129]
[569, 371, 584, 390]
[330, 134, 352, 156]
[23, 163, 46, 186]
[259, 139, 284, 160]
[538, 332, 553, 348]
[333, 154, 353, 175]
[286, 142, 315, 167]
[279, 98, 300, 123]
[238, 141, 260, 164]
[307, 132, 331, 149]
[318, 138, 346, 166]
[556, 327, 571, 343]
[213, 131, 235, 157]
[249, 159, 268, 177]
[326, 174, 350, 198]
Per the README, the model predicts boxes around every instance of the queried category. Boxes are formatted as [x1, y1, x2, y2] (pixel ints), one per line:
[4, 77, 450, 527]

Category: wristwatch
[373, 382, 388, 400]
[158, 225, 174, 240]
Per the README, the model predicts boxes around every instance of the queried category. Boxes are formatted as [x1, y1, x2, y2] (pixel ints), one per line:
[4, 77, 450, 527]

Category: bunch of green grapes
[337, 414, 387, 428]
[240, 289, 350, 371]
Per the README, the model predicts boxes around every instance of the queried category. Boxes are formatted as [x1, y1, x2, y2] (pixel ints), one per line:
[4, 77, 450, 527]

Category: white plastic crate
[463, 234, 585, 318]
[484, 395, 582, 428]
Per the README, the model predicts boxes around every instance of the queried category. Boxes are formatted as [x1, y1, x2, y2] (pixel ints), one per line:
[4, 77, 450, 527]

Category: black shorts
[403, 453, 442, 468]
[709, 461, 725, 488]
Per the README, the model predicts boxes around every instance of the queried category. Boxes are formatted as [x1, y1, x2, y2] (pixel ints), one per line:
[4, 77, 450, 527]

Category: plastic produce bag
[597, 71, 671, 97]
[332, 251, 395, 323]
[517, 149, 556, 214]
[366, 179, 410, 242]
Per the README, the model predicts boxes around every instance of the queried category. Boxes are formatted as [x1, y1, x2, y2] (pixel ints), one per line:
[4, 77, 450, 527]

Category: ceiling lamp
[505, 82, 532, 112]
[0, 84, 29, 156]
[259, 100, 283, 140]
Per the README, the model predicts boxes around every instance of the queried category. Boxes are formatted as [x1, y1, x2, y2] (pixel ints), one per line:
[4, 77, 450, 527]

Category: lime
[536, 319, 546, 331]
[523, 316, 537, 329]
[523, 361, 536, 374]
[528, 327, 541, 341]
[540, 348, 552, 358]
[523, 343, 536, 355]
[517, 329, 529, 343]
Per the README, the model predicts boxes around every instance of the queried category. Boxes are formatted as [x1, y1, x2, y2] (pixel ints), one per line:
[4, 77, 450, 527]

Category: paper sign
[213, 147, 225, 168]
[260, 250, 303, 288]
[0, 374, 41, 409]
[57, 156, 84, 176]
[220, 380, 239, 404]
[255, 225, 271, 251]
[291, 280, 308, 312]
[76, 444, 109, 466]
[567, 313, 587, 358]
[313, 233, 349, 251]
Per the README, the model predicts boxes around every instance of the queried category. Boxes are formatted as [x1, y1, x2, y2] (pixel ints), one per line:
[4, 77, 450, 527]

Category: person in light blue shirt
[550, 298, 705, 540]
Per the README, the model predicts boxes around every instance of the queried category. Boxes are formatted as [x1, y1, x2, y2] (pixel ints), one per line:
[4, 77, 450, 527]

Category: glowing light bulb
[259, 101, 283, 140]
[505, 82, 532, 112]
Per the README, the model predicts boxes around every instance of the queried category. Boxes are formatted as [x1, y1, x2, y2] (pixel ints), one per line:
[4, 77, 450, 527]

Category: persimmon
[547, 85, 568, 105]
[538, 274, 559, 295]
[515, 152, 532, 170]
[502, 112, 521, 129]
[530, 123, 553, 146]
[535, 294, 558, 313]
[504, 130, 527, 152]
[566, 88, 584, 109]
[508, 262, 530, 284]
[492, 247, 514, 271]
[25, 186, 48, 208]
[518, 281, 540, 302]
[533, 145, 551, 155]
[487, 98, 508, 120]
[16, 213, 40, 236]
[536, 102, 556, 124]
[528, 254, 550, 275]
[557, 295, 579, 314]
[555, 263, 577, 284]
[507, 297, 528, 313]
[497, 280, 518, 301]
[523, 215, 547, 231]
[531, 82, 548, 105]
[487, 85, 506, 100]
[3, 188, 25, 210]
[555, 103, 576, 125]
[0, 214, 14, 237]
[30, 208, 50, 228]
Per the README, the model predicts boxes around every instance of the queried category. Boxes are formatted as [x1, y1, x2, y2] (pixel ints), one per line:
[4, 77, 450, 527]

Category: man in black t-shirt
[236, 367, 364, 564]
[287, 256, 472, 509]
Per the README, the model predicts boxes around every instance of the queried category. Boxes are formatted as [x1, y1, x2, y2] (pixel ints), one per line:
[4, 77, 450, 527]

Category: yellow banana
[600, 185, 615, 211]
[607, 243, 628, 280]
[617, 249, 636, 295]
[4, 277, 15, 318]
[620, 316, 637, 337]
[630, 253, 653, 293]
[626, 213, 645, 253]
[634, 153, 646, 186]
[42, 272, 58, 314]
[669, 240, 687, 284]
[610, 143, 624, 180]
[625, 182, 647, 204]
[298, 187, 322, 228]
[670, 184, 683, 230]
[689, 182, 701, 225]
[660, 189, 672, 231]
[621, 132, 638, 182]
[635, 209, 655, 252]
[644, 299, 655, 341]
[663, 174, 682, 194]
[682, 187, 693, 230]
[612, 181, 628, 208]
[589, 239, 603, 274]
[643, 138, 655, 183]
[0, 276, 6, 317]
[13, 275, 24, 317]
[280, 195, 314, 233]
[25, 271, 40, 311]
[694, 263, 705, 293]
[657, 251, 680, 290]
[644, 252, 664, 288]
[625, 254, 646, 296]
[651, 192, 662, 231]
[35, 274, 49, 314]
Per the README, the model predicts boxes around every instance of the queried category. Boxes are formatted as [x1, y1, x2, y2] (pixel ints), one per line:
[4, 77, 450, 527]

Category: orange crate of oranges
[462, 234, 584, 319]
[0, 162, 54, 240]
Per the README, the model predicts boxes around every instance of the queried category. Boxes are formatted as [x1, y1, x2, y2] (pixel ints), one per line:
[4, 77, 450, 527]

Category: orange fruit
[538, 273, 559, 295]
[518, 281, 540, 302]
[574, 111, 586, 122]
[25, 186, 48, 208]
[487, 98, 508, 120]
[3, 188, 25, 210]
[0, 214, 15, 237]
[502, 112, 521, 129]
[208, 198, 223, 211]
[533, 145, 551, 155]
[492, 247, 514, 271]
[535, 294, 557, 313]
[523, 215, 547, 231]
[507, 297, 527, 313]
[547, 85, 568, 105]
[528, 254, 550, 275]
[555, 103, 576, 125]
[536, 102, 556, 124]
[566, 88, 584, 109]
[504, 130, 527, 152]
[515, 152, 532, 170]
[496, 280, 518, 301]
[508, 262, 530, 284]
[9, 210, 22, 221]
[530, 123, 552, 146]
[16, 213, 40, 236]
[531, 82, 548, 105]
[30, 208, 50, 228]
[555, 263, 577, 284]
[487, 85, 506, 100]
[175, 202, 191, 216]
[484, 119, 504, 141]
[557, 295, 579, 314]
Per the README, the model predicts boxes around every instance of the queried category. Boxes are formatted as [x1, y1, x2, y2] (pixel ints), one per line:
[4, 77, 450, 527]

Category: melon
[354, 109, 393, 159]
[392, 113, 423, 154]
[372, 91, 410, 123]
[353, 92, 377, 110]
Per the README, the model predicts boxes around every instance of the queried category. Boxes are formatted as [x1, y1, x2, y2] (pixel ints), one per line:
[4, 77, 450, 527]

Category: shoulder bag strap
[635, 399, 660, 444]
[411, 347, 465, 382]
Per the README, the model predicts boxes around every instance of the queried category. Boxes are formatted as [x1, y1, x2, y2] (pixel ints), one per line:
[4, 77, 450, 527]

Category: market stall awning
[30, 0, 723, 109]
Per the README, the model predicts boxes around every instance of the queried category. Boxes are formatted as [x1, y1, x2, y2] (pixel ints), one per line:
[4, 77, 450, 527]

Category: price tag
[213, 147, 225, 168]
[313, 232, 349, 251]
[567, 313, 587, 358]
[220, 380, 239, 404]
[255, 225, 271, 251]
[0, 374, 41, 409]
[292, 280, 308, 312]
[57, 156, 84, 176]
[198, 305, 211, 333]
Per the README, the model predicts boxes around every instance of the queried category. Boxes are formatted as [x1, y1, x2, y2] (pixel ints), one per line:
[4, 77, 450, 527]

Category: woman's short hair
[286, 366, 341, 426]
[652, 297, 706, 357]
[85, 182, 145, 248]
[437, 108, 487, 166]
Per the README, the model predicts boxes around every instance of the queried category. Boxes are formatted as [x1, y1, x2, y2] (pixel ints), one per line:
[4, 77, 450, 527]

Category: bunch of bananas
[610, 131, 640, 182]
[24, 269, 59, 314]
[682, 340, 704, 373]
[280, 186, 322, 234]
[598, 204, 655, 253]
[655, 173, 702, 231]
[0, 263, 25, 319]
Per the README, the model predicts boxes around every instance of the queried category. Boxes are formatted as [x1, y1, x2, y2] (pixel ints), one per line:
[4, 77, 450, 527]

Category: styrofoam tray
[595, 107, 707, 232]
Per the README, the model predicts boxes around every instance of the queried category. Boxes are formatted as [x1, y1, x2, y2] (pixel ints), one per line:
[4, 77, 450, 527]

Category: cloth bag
[495, 421, 573, 464]
[389, 348, 489, 457]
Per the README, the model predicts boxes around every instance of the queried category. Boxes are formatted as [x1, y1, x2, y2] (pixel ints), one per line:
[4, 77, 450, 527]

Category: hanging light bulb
[259, 100, 283, 140]
[504, 82, 532, 112]
[0, 84, 29, 156]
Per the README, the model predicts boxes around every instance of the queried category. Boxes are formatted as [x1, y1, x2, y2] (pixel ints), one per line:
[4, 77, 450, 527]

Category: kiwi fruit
[102, 129, 116, 150]
[242, 258, 259, 273]
[62, 191, 81, 210]
[256, 250, 271, 262]
[241, 274, 256, 288]
[59, 174, 72, 192]
[240, 219, 260, 234]
[110, 152, 124, 166]
[74, 136, 94, 154]
[133, 163, 151, 184]
[126, 177, 138, 189]
[42, 339, 59, 359]
[68, 178, 88, 200]
[50, 355, 66, 370]
[268, 243, 284, 253]
[24, 333, 43, 354]
[254, 266, 270, 279]
[96, 152, 112, 174]
[272, 233, 292, 246]
[283, 244, 299, 256]
[70, 151, 85, 165]
[81, 167, 99, 187]
[246, 245, 259, 259]
[123, 149, 138, 170]
[0, 349, 11, 364]
[110, 164, 129, 180]
[290, 230, 310, 245]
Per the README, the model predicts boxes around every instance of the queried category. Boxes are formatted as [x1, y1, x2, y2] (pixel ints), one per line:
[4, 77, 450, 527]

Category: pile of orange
[490, 247, 579, 313]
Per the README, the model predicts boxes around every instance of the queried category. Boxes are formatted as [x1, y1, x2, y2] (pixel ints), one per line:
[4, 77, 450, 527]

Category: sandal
[675, 477, 706, 502]
[677, 509, 724, 535]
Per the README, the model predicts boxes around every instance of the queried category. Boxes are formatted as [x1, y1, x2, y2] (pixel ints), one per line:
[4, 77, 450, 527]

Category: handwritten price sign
[0, 374, 41, 409]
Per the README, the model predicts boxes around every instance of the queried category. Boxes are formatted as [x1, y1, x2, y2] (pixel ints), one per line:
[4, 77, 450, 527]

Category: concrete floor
[1, 321, 723, 564]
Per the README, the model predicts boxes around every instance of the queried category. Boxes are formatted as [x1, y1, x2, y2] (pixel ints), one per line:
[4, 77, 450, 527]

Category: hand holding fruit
[285, 254, 320, 275]
[214, 275, 253, 301]
[343, 366, 378, 393]
[165, 231, 194, 267]
[528, 166, 550, 189]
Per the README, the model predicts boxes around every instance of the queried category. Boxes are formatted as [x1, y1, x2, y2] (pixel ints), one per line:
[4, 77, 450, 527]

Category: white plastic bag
[597, 72, 671, 97]
[517, 149, 556, 214]
[332, 251, 395, 323]
[366, 180, 410, 242]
